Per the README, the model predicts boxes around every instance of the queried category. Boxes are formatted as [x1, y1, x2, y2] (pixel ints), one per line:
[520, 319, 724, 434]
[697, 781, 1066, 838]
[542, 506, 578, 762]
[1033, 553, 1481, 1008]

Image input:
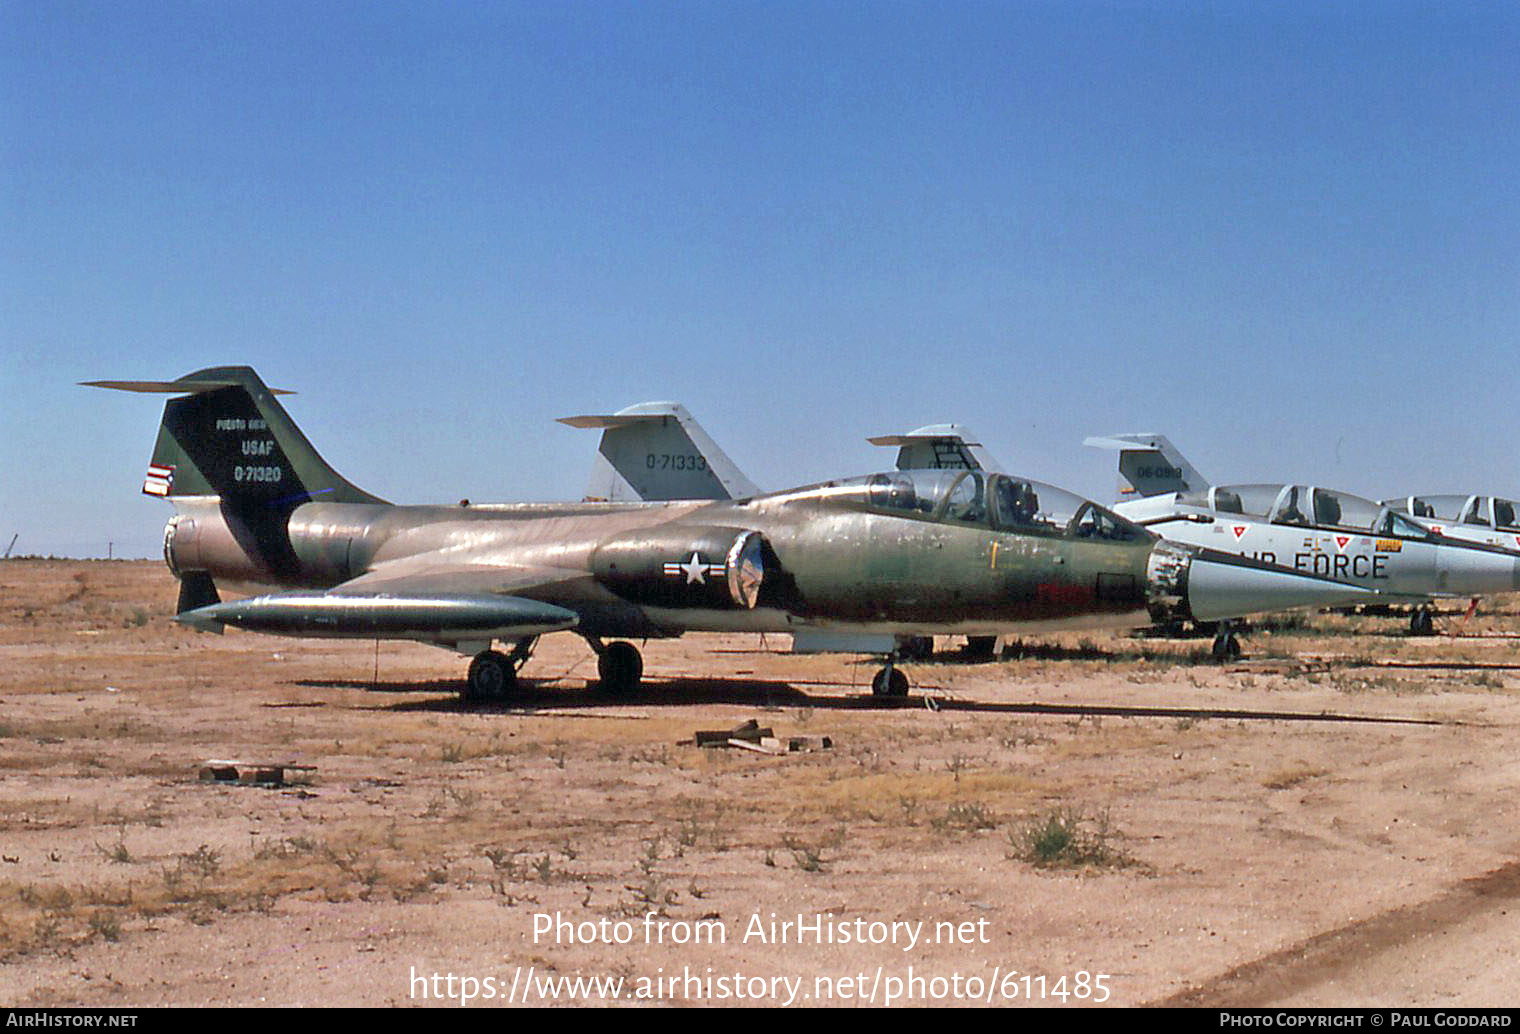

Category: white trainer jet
[1385, 494, 1520, 551]
[1087, 435, 1520, 643]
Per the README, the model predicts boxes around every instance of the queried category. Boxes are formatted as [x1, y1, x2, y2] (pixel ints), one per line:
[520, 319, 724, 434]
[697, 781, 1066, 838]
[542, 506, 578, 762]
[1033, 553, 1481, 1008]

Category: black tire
[597, 641, 643, 694]
[964, 636, 998, 661]
[464, 649, 515, 702]
[1410, 608, 1434, 636]
[871, 667, 910, 698]
[1211, 633, 1241, 663]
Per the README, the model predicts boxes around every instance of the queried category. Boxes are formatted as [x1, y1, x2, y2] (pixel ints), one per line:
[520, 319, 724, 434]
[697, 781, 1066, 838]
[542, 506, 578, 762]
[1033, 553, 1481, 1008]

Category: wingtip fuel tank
[177, 593, 580, 641]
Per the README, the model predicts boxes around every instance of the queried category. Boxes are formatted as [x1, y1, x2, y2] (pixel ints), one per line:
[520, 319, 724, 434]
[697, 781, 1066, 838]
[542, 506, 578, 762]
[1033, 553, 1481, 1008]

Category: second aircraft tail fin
[558, 402, 761, 502]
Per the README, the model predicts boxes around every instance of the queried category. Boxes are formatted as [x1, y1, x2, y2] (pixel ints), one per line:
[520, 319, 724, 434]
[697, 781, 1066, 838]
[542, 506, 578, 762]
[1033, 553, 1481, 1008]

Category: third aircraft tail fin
[866, 424, 1004, 473]
[1084, 433, 1209, 500]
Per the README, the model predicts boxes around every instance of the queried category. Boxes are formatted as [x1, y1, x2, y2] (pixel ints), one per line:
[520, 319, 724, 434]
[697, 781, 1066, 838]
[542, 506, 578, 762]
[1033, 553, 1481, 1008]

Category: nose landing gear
[871, 654, 910, 698]
[1210, 621, 1242, 662]
[1409, 606, 1435, 636]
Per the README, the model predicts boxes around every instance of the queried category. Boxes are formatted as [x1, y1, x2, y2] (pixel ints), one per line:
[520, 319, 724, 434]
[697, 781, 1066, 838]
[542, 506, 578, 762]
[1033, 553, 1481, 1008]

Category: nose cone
[174, 602, 229, 633]
[1147, 542, 1376, 623]
[1185, 549, 1376, 620]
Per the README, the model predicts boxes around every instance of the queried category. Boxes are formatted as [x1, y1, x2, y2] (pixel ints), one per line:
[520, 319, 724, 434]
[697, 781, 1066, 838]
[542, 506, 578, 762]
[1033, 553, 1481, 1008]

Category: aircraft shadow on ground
[310, 676, 863, 712]
[296, 676, 1447, 726]
[298, 677, 467, 695]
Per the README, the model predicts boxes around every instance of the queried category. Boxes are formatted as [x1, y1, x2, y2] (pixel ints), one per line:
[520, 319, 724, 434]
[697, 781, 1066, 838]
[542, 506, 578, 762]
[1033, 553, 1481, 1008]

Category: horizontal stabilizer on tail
[81, 379, 295, 396]
[557, 413, 666, 430]
[558, 401, 760, 502]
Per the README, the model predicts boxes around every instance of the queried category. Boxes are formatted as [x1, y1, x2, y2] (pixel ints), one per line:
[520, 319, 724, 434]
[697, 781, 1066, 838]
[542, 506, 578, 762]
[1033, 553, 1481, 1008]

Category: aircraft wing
[330, 561, 582, 597]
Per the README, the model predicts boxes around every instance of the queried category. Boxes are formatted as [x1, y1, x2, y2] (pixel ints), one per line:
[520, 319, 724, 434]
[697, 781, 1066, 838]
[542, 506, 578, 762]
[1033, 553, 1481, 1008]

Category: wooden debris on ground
[198, 759, 317, 787]
[680, 719, 833, 755]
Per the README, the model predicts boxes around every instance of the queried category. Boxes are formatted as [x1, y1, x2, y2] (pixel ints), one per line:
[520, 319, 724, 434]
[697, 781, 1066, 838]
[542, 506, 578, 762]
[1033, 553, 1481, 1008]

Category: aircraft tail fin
[83, 366, 387, 508]
[866, 424, 1004, 472]
[558, 402, 760, 502]
[1083, 433, 1209, 499]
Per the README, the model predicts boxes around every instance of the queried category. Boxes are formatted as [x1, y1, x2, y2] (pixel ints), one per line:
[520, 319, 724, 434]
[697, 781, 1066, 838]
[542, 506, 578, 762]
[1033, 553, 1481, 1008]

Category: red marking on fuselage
[1036, 583, 1095, 608]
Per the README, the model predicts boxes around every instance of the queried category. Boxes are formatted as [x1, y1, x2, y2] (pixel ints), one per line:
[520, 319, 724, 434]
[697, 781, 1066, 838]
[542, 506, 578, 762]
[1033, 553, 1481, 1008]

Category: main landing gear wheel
[964, 636, 998, 661]
[464, 649, 516, 703]
[1410, 607, 1435, 636]
[871, 666, 909, 698]
[1210, 631, 1241, 662]
[597, 641, 644, 695]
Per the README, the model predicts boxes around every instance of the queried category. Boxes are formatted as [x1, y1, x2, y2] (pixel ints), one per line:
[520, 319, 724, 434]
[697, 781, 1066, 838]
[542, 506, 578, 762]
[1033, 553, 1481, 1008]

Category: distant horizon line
[3, 553, 159, 562]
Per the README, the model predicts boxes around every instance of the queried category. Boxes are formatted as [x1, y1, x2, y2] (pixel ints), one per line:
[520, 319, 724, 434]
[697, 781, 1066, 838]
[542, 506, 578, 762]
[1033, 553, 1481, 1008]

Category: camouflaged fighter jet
[862, 425, 1006, 657]
[1381, 494, 1520, 632]
[561, 413, 1007, 657]
[1088, 435, 1520, 642]
[557, 403, 944, 660]
[84, 367, 1379, 701]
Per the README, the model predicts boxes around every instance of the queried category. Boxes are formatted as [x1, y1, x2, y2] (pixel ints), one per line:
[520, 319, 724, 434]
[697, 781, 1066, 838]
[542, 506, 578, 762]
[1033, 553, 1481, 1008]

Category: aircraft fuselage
[165, 489, 1161, 642]
[1138, 510, 1520, 600]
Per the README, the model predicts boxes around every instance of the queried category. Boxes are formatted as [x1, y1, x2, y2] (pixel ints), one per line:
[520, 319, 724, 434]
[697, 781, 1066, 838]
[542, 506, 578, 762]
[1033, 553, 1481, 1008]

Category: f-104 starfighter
[87, 368, 1376, 701]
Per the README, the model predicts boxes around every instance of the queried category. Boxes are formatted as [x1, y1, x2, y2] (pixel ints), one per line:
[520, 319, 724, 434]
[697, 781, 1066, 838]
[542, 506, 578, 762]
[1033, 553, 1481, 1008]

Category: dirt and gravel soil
[2, 559, 1518, 1007]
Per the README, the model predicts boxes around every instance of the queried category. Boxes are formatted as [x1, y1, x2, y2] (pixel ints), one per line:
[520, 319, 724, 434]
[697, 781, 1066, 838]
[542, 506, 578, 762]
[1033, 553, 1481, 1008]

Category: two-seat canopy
[1387, 494, 1520, 531]
[1180, 483, 1431, 539]
[797, 470, 1149, 541]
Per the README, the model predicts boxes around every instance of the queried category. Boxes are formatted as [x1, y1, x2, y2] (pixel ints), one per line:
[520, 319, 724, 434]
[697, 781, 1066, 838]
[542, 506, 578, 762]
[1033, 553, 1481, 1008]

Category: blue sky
[3, 1, 1517, 557]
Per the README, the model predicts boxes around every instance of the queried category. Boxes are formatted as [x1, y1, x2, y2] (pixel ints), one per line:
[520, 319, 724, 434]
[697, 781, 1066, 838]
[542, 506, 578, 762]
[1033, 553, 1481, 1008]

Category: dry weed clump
[1261, 765, 1328, 790]
[1008, 807, 1140, 872]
